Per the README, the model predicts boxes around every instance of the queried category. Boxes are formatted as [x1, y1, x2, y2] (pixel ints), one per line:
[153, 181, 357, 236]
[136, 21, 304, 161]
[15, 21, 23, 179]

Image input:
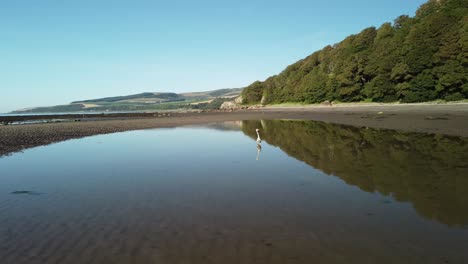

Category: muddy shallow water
[1, 120, 467, 264]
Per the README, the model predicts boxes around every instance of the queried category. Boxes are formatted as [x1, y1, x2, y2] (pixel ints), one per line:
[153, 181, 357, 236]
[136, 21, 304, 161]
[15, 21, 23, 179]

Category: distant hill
[241, 0, 467, 104]
[13, 88, 242, 113]
[71, 92, 182, 104]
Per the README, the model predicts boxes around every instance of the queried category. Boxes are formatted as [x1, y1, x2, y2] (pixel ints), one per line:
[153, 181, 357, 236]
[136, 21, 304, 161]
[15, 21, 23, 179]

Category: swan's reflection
[256, 142, 262, 160]
[256, 128, 262, 160]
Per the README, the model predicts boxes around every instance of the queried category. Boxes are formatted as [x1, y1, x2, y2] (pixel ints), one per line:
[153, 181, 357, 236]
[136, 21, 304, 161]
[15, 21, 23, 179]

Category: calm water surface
[1, 120, 467, 264]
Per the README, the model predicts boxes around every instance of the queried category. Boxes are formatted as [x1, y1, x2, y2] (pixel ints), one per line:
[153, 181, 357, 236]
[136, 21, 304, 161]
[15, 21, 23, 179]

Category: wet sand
[1, 103, 468, 157]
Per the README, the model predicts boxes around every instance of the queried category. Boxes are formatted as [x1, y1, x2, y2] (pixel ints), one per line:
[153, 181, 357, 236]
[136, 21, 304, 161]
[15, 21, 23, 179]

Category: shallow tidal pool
[1, 120, 468, 264]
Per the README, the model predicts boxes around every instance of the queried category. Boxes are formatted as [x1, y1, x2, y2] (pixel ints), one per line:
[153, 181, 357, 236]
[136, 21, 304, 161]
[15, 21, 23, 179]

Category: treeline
[242, 0, 467, 104]
[189, 98, 231, 110]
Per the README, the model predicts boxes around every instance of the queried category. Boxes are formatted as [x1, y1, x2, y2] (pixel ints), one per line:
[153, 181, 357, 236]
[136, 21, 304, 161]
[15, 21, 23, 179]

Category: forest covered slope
[241, 0, 468, 104]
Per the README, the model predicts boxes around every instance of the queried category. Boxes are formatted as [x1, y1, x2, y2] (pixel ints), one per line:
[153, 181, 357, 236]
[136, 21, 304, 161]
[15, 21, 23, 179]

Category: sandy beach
[1, 103, 468, 157]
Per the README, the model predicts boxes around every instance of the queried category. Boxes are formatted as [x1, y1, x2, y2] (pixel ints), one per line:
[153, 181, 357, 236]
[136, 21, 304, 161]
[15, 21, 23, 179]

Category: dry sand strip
[1, 103, 468, 157]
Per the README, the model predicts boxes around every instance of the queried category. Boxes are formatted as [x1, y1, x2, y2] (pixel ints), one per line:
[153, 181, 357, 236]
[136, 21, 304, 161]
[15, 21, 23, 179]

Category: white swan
[256, 128, 262, 144]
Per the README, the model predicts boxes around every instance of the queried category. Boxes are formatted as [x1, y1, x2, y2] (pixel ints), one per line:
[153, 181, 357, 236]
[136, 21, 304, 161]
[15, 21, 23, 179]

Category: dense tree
[242, 0, 468, 104]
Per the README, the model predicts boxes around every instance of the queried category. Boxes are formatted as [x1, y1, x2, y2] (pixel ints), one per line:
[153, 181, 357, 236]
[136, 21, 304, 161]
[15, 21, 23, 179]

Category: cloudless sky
[0, 0, 427, 112]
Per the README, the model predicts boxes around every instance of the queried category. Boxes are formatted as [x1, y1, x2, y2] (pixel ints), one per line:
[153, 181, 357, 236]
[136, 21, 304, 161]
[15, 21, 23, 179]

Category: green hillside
[12, 88, 242, 113]
[71, 92, 182, 104]
[242, 0, 467, 104]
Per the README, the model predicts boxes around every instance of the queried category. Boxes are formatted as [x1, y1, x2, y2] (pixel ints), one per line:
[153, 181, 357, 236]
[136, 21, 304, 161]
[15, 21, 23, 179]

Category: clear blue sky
[0, 0, 427, 112]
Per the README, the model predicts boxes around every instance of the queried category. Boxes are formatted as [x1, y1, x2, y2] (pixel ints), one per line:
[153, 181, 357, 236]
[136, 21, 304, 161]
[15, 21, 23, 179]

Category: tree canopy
[242, 0, 468, 104]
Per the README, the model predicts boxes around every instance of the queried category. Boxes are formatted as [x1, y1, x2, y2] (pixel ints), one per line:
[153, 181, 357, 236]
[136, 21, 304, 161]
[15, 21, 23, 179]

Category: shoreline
[1, 103, 468, 157]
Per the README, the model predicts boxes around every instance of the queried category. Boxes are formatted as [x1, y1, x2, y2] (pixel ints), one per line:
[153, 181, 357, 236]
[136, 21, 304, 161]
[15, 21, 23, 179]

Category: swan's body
[256, 128, 262, 144]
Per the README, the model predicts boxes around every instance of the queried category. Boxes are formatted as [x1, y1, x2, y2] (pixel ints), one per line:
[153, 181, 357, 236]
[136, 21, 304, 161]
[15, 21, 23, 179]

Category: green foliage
[207, 88, 243, 97]
[403, 70, 437, 102]
[189, 98, 231, 110]
[242, 81, 264, 104]
[445, 92, 464, 101]
[241, 0, 468, 104]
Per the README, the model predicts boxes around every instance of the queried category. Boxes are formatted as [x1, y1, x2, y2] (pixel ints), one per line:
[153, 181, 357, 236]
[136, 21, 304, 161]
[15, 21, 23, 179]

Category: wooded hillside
[242, 0, 467, 104]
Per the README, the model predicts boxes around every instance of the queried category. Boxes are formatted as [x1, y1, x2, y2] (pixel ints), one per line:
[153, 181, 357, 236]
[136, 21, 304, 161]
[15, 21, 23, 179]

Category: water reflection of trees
[242, 120, 468, 227]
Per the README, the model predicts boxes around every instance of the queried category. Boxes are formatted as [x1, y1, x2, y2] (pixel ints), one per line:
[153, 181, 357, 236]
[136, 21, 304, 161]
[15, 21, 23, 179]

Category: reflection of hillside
[202, 121, 243, 131]
[242, 120, 468, 226]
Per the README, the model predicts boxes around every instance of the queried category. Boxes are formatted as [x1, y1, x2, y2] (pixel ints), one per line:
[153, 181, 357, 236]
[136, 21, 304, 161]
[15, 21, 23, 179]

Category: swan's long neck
[256, 131, 261, 140]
